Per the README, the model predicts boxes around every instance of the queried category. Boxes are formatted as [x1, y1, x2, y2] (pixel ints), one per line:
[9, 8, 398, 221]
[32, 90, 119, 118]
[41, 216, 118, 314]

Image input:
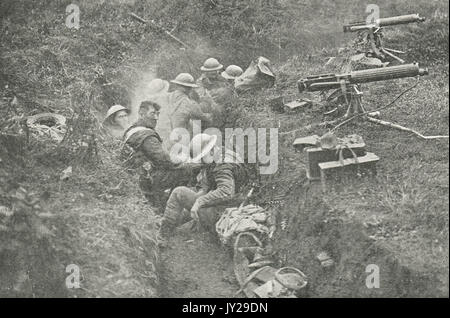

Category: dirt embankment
[0, 124, 160, 297]
[273, 181, 447, 297]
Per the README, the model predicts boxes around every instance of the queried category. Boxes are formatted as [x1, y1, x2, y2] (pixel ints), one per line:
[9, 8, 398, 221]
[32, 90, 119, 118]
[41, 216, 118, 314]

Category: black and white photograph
[0, 0, 448, 302]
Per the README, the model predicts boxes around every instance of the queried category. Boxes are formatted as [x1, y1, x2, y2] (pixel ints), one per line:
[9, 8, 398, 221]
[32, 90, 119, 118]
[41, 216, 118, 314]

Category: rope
[336, 143, 359, 166]
[331, 77, 420, 132]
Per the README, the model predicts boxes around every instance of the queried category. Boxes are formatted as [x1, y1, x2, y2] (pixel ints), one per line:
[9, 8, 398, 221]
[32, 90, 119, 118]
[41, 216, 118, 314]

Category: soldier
[196, 58, 235, 130]
[221, 64, 244, 84]
[147, 78, 171, 149]
[123, 100, 196, 211]
[103, 105, 131, 137]
[147, 78, 170, 107]
[158, 133, 248, 245]
[220, 65, 244, 130]
[167, 73, 213, 147]
[197, 58, 228, 92]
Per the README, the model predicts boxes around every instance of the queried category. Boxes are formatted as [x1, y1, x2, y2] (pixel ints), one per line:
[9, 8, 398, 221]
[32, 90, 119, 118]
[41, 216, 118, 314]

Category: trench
[155, 179, 446, 298]
[158, 231, 238, 298]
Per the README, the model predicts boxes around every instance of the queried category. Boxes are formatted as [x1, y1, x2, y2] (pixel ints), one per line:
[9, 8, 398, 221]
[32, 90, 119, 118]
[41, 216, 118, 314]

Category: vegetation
[0, 0, 448, 297]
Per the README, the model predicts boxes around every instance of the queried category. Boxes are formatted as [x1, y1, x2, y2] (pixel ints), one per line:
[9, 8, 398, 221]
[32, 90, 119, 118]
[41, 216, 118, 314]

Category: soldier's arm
[198, 94, 215, 113]
[140, 135, 184, 170]
[188, 101, 213, 124]
[194, 165, 235, 208]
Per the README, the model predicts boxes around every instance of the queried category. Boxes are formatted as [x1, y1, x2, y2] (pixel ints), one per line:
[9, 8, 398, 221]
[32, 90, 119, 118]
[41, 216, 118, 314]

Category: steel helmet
[148, 78, 169, 95]
[104, 105, 129, 123]
[170, 73, 199, 88]
[200, 58, 223, 72]
[319, 132, 338, 149]
[221, 65, 244, 80]
[190, 133, 218, 162]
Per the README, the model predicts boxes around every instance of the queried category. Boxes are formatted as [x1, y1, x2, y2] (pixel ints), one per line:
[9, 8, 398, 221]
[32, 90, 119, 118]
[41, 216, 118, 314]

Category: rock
[60, 166, 72, 181]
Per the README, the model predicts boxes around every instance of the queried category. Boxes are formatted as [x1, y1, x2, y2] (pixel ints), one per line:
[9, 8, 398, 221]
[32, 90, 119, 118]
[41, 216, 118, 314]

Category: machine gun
[295, 63, 449, 140]
[298, 63, 428, 117]
[299, 63, 427, 93]
[343, 14, 425, 64]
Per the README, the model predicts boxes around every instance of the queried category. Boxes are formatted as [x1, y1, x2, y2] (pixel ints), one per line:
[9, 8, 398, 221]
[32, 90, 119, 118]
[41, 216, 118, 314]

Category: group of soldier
[102, 57, 248, 246]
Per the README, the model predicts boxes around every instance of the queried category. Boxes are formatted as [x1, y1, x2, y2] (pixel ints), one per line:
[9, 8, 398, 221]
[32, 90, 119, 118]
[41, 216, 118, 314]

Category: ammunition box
[305, 143, 366, 180]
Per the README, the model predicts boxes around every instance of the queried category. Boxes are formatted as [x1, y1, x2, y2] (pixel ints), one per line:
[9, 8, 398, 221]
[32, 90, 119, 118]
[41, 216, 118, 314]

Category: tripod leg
[381, 48, 405, 64]
[344, 101, 353, 118]
[384, 47, 405, 54]
[356, 96, 365, 113]
[366, 116, 449, 140]
[368, 28, 384, 60]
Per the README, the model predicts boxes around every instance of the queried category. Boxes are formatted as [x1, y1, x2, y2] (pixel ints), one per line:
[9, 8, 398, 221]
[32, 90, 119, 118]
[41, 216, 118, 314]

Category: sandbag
[234, 56, 275, 92]
[215, 204, 271, 245]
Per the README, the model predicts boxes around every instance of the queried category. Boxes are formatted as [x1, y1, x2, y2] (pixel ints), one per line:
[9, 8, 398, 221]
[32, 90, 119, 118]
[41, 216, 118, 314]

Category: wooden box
[305, 142, 366, 180]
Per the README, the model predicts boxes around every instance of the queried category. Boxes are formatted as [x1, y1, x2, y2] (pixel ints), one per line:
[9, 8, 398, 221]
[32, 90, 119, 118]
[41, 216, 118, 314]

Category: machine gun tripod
[321, 83, 369, 118]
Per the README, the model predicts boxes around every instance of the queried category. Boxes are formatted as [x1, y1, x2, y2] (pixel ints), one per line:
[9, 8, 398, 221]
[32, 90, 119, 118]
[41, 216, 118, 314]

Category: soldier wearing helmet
[147, 78, 170, 96]
[221, 65, 243, 83]
[147, 78, 172, 149]
[103, 105, 130, 130]
[158, 133, 248, 246]
[103, 104, 131, 138]
[167, 73, 213, 147]
[219, 64, 243, 129]
[147, 78, 170, 109]
[196, 58, 229, 96]
[195, 58, 237, 130]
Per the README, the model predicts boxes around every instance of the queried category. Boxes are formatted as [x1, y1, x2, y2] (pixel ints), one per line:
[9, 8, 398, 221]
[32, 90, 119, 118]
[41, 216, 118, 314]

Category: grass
[232, 12, 448, 292]
[15, 136, 161, 297]
[0, 0, 448, 297]
[265, 56, 449, 293]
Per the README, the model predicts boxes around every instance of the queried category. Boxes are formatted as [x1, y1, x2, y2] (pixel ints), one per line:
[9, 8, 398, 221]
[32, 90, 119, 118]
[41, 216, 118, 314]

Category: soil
[159, 231, 238, 298]
[159, 227, 239, 298]
[158, 168, 447, 298]
[273, 182, 445, 297]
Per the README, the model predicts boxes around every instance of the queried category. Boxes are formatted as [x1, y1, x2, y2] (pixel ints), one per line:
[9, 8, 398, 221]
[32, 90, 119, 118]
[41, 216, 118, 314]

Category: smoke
[128, 70, 158, 124]
[117, 32, 242, 147]
[123, 35, 219, 134]
[128, 68, 177, 150]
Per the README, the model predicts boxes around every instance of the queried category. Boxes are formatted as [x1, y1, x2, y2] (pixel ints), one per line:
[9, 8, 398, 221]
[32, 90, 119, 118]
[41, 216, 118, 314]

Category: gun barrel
[349, 63, 428, 83]
[376, 14, 425, 27]
[343, 13, 425, 32]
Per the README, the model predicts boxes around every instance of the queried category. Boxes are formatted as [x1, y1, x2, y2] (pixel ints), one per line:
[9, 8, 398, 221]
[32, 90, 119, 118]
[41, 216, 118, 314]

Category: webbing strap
[124, 126, 153, 143]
